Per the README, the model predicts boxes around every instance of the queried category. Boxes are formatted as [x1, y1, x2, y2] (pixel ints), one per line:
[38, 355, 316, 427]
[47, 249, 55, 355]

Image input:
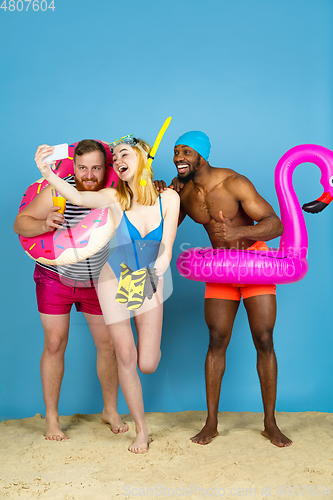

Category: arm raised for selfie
[35, 144, 117, 209]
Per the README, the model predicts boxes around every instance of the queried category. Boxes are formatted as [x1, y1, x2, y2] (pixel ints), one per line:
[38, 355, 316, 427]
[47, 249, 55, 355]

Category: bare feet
[128, 430, 152, 454]
[101, 409, 129, 434]
[262, 422, 292, 447]
[45, 416, 68, 441]
[191, 422, 219, 445]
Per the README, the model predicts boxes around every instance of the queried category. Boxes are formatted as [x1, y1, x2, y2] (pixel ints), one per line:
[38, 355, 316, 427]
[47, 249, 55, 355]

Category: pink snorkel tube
[176, 144, 333, 285]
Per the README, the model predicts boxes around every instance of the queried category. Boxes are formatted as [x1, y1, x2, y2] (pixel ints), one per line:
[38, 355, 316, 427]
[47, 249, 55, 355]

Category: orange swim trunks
[205, 241, 277, 301]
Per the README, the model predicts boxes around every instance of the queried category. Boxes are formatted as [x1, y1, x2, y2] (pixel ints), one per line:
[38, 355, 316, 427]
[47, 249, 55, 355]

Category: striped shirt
[37, 176, 110, 282]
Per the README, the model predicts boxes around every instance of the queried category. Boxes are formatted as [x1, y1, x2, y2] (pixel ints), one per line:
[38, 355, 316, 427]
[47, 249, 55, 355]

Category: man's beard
[177, 169, 196, 184]
[75, 176, 104, 191]
[176, 155, 201, 184]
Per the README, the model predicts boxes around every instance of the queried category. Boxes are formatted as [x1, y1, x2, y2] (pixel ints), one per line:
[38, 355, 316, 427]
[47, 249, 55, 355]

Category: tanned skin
[172, 144, 291, 448]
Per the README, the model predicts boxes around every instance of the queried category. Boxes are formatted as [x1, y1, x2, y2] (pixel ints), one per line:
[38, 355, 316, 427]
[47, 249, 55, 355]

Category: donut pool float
[177, 144, 333, 285]
[18, 141, 118, 266]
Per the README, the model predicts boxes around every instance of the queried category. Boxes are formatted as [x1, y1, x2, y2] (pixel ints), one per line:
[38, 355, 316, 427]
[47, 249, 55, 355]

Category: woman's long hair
[116, 139, 159, 211]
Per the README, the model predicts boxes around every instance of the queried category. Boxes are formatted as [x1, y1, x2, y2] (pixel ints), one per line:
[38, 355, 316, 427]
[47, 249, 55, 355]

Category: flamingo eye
[329, 176, 333, 187]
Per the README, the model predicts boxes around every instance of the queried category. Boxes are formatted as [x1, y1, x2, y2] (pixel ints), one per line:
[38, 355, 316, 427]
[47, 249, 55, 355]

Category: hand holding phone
[43, 143, 69, 163]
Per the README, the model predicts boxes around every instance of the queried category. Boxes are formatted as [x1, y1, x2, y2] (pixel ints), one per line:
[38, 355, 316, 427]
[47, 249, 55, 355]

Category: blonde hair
[116, 139, 159, 211]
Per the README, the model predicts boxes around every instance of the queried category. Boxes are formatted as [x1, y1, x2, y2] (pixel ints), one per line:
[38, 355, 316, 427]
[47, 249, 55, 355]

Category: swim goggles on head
[109, 134, 139, 152]
[109, 134, 150, 166]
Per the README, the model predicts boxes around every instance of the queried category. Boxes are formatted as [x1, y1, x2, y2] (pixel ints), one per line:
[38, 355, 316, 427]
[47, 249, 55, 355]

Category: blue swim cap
[175, 131, 211, 161]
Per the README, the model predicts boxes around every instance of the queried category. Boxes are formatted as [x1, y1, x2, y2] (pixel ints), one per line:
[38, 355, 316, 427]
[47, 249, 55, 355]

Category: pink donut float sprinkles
[18, 141, 118, 266]
[177, 144, 333, 285]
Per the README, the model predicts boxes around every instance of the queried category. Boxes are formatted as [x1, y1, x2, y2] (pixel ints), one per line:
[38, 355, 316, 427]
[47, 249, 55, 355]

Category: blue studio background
[1, 0, 332, 421]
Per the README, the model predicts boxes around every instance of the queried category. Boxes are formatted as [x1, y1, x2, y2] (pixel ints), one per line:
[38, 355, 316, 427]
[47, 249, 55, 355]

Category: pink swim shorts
[33, 265, 103, 315]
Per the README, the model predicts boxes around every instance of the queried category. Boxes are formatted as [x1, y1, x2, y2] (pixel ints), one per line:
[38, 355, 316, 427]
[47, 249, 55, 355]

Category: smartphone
[44, 143, 69, 163]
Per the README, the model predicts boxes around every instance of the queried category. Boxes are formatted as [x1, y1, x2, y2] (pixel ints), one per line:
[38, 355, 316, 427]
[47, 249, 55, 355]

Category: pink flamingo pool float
[176, 144, 333, 285]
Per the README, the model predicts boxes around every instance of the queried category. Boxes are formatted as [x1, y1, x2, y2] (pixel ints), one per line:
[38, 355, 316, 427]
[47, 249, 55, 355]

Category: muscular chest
[182, 188, 239, 225]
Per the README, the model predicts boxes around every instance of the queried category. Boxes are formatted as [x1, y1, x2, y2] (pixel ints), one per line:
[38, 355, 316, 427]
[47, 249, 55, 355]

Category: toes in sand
[128, 433, 152, 454]
[190, 423, 219, 445]
[101, 411, 129, 434]
[261, 427, 292, 447]
[45, 420, 68, 441]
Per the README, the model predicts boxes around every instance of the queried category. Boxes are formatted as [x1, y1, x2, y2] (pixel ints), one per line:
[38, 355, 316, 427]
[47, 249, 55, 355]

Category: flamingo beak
[302, 192, 333, 214]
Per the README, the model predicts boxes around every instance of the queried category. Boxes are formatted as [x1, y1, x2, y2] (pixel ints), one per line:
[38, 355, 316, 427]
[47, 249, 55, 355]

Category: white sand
[0, 411, 332, 499]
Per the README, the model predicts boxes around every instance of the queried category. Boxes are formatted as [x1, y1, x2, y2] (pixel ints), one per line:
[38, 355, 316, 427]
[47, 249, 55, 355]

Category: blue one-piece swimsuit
[108, 197, 163, 280]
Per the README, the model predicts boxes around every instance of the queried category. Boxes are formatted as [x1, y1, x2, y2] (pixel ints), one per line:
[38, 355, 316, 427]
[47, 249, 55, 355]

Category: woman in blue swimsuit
[36, 137, 180, 454]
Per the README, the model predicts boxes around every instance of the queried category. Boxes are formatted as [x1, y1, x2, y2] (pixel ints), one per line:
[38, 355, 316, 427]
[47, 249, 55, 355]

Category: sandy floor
[0, 411, 332, 499]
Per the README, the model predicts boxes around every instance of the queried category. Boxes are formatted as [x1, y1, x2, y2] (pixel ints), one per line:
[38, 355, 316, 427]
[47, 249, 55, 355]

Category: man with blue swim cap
[172, 131, 291, 448]
[175, 131, 211, 161]
[173, 131, 211, 185]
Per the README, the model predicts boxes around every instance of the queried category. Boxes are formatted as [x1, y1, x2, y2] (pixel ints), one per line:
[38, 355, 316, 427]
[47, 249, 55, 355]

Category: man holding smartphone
[14, 140, 127, 441]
